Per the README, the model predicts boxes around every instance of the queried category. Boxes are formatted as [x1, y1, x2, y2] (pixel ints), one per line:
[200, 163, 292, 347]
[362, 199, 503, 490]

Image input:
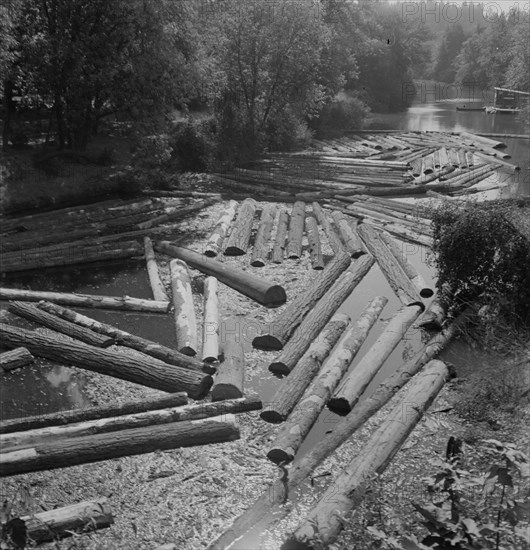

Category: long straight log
[284, 360, 449, 549]
[253, 252, 351, 351]
[312, 202, 344, 253]
[202, 277, 220, 363]
[328, 304, 422, 415]
[305, 215, 324, 270]
[206, 310, 471, 550]
[0, 323, 212, 398]
[8, 301, 114, 348]
[267, 297, 387, 463]
[358, 223, 424, 308]
[460, 131, 506, 149]
[0, 415, 239, 477]
[1, 396, 260, 450]
[260, 313, 350, 423]
[0, 287, 170, 313]
[136, 198, 216, 230]
[223, 198, 257, 255]
[212, 339, 245, 401]
[170, 259, 198, 356]
[286, 201, 306, 259]
[144, 236, 169, 301]
[270, 254, 375, 375]
[156, 242, 286, 308]
[0, 392, 189, 434]
[272, 208, 289, 264]
[0, 347, 34, 372]
[331, 211, 365, 258]
[205, 200, 239, 257]
[37, 301, 211, 374]
[473, 151, 520, 172]
[251, 203, 276, 266]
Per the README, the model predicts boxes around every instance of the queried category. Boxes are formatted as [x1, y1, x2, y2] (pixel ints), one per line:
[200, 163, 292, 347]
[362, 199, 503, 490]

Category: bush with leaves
[169, 117, 217, 172]
[310, 93, 369, 138]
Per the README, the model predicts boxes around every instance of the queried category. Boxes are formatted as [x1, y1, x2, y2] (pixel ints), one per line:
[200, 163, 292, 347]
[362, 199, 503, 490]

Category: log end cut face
[252, 334, 283, 351]
[264, 285, 287, 308]
[190, 375, 214, 400]
[326, 397, 351, 416]
[259, 409, 286, 424]
[267, 447, 294, 465]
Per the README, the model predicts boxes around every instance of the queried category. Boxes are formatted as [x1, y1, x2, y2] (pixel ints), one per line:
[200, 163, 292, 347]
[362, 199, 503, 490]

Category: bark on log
[205, 200, 239, 257]
[8, 301, 114, 348]
[202, 277, 220, 363]
[0, 347, 34, 372]
[0, 393, 188, 434]
[311, 202, 344, 253]
[136, 198, 216, 230]
[0, 323, 213, 398]
[155, 242, 287, 308]
[1, 396, 260, 450]
[37, 301, 211, 374]
[328, 304, 422, 415]
[206, 311, 471, 550]
[270, 254, 375, 375]
[144, 236, 169, 301]
[473, 151, 520, 172]
[260, 313, 350, 423]
[460, 131, 506, 149]
[284, 360, 449, 549]
[223, 198, 257, 255]
[212, 339, 244, 401]
[272, 208, 289, 264]
[0, 415, 239, 477]
[416, 293, 447, 330]
[253, 252, 351, 350]
[305, 215, 324, 270]
[286, 201, 306, 259]
[358, 224, 425, 308]
[331, 211, 365, 258]
[0, 288, 170, 313]
[251, 204, 277, 266]
[267, 297, 387, 463]
[170, 259, 198, 356]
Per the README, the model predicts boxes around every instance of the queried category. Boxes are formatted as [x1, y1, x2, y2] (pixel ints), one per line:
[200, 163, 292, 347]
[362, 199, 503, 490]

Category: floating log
[0, 347, 34, 373]
[422, 153, 435, 174]
[253, 252, 351, 351]
[460, 131, 506, 150]
[8, 301, 114, 348]
[0, 392, 189, 434]
[202, 277, 220, 363]
[328, 304, 422, 415]
[260, 313, 350, 423]
[205, 200, 239, 257]
[267, 297, 387, 463]
[10, 499, 114, 545]
[312, 201, 344, 253]
[416, 293, 447, 330]
[223, 198, 257, 255]
[269, 254, 375, 374]
[0, 323, 212, 398]
[272, 208, 290, 264]
[358, 224, 424, 308]
[0, 287, 170, 313]
[206, 310, 471, 550]
[331, 211, 365, 258]
[286, 201, 306, 259]
[0, 415, 239, 477]
[251, 203, 277, 266]
[447, 148, 460, 167]
[37, 301, 211, 374]
[170, 259, 198, 356]
[1, 396, 260, 450]
[473, 151, 520, 172]
[284, 360, 449, 549]
[136, 198, 216, 230]
[144, 236, 169, 301]
[155, 242, 287, 308]
[305, 215, 324, 270]
[377, 231, 433, 297]
[211, 339, 245, 401]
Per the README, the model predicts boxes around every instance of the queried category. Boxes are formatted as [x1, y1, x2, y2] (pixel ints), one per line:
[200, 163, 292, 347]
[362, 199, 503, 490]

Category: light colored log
[272, 208, 290, 264]
[312, 201, 344, 253]
[305, 215, 324, 270]
[0, 347, 34, 372]
[286, 201, 306, 259]
[223, 198, 257, 255]
[251, 203, 277, 266]
[202, 277, 220, 363]
[170, 259, 198, 356]
[205, 200, 238, 257]
[144, 236, 169, 301]
[331, 211, 365, 258]
[212, 339, 244, 401]
[460, 131, 506, 149]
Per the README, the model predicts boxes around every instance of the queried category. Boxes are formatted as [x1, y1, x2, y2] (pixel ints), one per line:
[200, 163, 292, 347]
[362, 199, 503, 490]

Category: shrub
[169, 117, 216, 172]
[265, 107, 313, 152]
[310, 94, 369, 138]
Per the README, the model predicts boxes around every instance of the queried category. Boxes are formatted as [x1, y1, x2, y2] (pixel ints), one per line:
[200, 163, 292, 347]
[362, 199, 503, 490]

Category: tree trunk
[283, 360, 449, 549]
[251, 204, 276, 266]
[286, 201, 306, 259]
[0, 288, 169, 313]
[272, 209, 289, 264]
[253, 252, 351, 350]
[0, 415, 240, 477]
[223, 198, 257, 255]
[270, 254, 375, 375]
[268, 297, 388, 464]
[0, 347, 34, 372]
[37, 301, 211, 374]
[311, 202, 344, 253]
[205, 200, 239, 257]
[144, 236, 169, 301]
[328, 304, 422, 415]
[260, 313, 350, 423]
[8, 301, 114, 348]
[305, 215, 324, 270]
[170, 259, 198, 356]
[331, 211, 365, 258]
[155, 242, 286, 308]
[212, 339, 245, 401]
[0, 323, 212, 399]
[202, 277, 220, 363]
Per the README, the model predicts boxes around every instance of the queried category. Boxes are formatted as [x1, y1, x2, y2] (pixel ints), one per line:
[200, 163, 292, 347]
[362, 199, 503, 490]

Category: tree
[432, 24, 466, 83]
